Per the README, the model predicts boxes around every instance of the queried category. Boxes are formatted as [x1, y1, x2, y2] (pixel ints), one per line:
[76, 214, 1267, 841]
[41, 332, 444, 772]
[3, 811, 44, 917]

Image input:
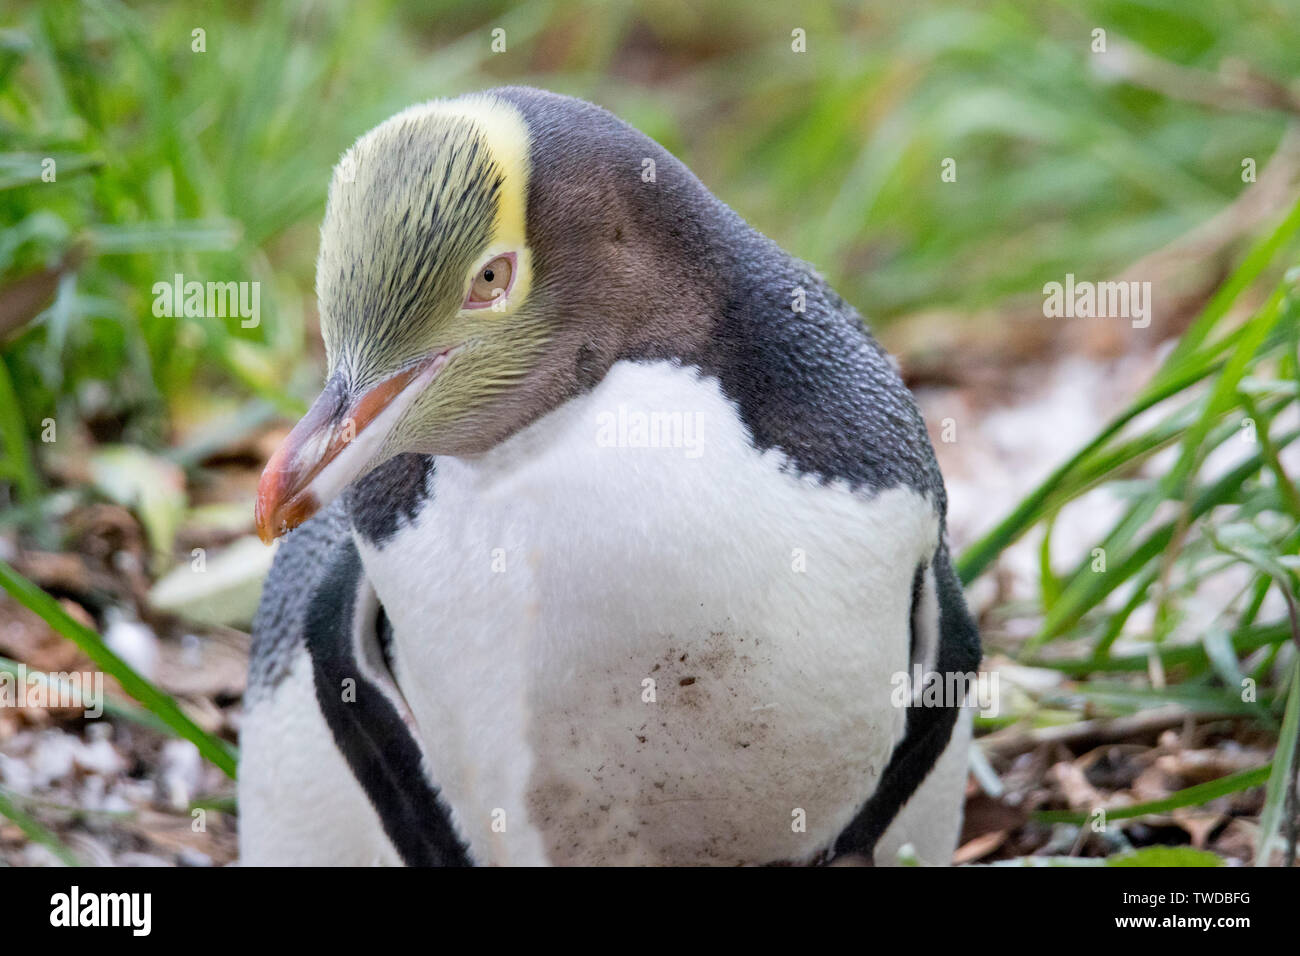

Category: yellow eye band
[414, 95, 534, 316]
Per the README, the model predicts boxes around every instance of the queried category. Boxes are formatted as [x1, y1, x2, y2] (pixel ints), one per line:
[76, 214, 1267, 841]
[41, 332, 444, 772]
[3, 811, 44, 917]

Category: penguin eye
[464, 253, 515, 308]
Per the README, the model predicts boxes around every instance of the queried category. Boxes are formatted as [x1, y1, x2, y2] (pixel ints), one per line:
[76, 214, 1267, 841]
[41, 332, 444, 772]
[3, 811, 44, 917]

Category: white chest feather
[358, 360, 939, 865]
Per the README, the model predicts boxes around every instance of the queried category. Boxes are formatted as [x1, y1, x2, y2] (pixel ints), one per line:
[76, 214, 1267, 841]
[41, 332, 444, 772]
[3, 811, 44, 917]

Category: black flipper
[304, 538, 471, 867]
[830, 541, 981, 863]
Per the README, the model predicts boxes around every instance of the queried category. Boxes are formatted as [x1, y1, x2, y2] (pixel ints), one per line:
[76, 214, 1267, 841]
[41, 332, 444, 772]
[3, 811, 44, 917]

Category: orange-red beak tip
[255, 461, 320, 544]
[254, 475, 282, 544]
[254, 502, 279, 545]
[252, 357, 440, 544]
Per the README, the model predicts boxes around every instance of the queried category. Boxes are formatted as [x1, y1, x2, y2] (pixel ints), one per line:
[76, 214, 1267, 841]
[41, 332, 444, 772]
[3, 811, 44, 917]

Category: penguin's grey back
[246, 499, 353, 704]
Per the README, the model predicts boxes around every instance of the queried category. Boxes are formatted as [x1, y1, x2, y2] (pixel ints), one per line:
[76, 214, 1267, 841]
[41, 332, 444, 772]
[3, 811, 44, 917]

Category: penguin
[237, 87, 982, 866]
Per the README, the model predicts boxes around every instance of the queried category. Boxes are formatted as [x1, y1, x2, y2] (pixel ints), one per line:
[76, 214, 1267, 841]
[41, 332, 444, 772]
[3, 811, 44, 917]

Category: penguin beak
[255, 350, 453, 542]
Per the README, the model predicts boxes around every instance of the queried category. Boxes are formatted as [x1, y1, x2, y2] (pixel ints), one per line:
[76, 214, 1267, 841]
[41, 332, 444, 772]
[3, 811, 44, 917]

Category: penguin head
[256, 87, 725, 541]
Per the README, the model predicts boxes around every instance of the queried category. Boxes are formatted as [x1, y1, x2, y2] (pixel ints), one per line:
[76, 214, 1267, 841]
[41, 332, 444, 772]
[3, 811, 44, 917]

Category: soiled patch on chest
[524, 625, 897, 866]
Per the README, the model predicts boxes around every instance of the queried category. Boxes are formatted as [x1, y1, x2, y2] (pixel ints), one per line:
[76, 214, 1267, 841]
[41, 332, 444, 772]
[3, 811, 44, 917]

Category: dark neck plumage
[627, 190, 945, 504]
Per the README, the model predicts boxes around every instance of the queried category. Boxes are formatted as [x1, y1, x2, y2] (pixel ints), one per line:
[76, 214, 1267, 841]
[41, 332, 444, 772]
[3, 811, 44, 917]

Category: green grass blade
[0, 560, 237, 777]
[1034, 764, 1271, 825]
[1255, 658, 1299, 865]
[956, 356, 1226, 584]
[0, 655, 174, 733]
[1155, 198, 1300, 375]
[1026, 620, 1293, 676]
[1032, 434, 1296, 649]
[0, 357, 39, 502]
[0, 787, 81, 866]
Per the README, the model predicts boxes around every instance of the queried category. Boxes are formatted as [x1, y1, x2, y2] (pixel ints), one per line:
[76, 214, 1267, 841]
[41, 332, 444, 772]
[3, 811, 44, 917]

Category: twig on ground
[979, 706, 1241, 760]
